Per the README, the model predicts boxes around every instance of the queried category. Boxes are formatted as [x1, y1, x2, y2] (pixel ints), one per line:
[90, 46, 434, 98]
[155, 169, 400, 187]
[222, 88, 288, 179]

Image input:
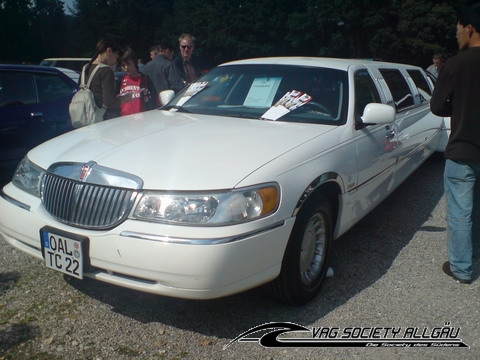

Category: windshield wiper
[162, 105, 191, 113]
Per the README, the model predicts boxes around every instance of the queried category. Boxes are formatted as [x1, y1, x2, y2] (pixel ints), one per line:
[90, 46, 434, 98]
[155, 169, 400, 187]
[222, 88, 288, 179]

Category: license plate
[40, 227, 85, 279]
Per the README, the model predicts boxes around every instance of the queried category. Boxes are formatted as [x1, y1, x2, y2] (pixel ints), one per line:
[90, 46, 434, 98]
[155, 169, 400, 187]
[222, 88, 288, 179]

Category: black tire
[267, 195, 332, 305]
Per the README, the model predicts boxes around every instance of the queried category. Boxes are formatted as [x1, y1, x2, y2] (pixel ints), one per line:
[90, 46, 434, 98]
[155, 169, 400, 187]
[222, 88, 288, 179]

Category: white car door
[378, 67, 442, 186]
[346, 69, 399, 222]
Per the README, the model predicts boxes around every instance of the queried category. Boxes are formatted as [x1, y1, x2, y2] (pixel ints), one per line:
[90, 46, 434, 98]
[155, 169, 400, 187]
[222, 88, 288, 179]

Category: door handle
[30, 112, 44, 118]
[385, 130, 395, 140]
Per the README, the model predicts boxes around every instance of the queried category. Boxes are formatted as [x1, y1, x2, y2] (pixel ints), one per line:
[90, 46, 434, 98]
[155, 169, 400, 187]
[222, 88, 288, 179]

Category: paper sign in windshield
[244, 77, 281, 108]
[176, 81, 209, 106]
[261, 90, 312, 120]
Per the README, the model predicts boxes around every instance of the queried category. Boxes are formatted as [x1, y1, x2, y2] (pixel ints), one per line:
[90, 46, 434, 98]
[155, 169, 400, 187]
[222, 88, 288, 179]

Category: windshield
[166, 64, 348, 125]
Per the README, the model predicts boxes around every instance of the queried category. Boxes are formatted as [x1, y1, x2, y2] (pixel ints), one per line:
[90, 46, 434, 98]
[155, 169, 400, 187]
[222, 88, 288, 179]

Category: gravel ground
[1, 154, 479, 360]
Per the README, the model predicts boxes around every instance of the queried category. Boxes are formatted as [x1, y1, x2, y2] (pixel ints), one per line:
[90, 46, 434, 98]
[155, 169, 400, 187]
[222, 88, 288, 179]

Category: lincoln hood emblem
[79, 161, 97, 182]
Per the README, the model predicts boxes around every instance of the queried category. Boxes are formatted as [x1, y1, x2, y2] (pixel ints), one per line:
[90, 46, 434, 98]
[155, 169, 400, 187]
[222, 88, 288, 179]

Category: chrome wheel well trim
[292, 172, 343, 217]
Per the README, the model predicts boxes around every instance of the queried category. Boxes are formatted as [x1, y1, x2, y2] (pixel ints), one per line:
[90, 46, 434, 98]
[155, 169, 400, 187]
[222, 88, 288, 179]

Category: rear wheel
[267, 195, 332, 305]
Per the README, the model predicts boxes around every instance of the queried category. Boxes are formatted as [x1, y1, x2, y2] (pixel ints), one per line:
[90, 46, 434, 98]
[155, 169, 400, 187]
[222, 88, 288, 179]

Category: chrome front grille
[42, 172, 140, 230]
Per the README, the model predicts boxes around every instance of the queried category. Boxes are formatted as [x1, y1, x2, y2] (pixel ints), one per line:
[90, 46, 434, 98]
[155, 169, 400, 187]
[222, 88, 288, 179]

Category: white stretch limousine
[0, 57, 448, 305]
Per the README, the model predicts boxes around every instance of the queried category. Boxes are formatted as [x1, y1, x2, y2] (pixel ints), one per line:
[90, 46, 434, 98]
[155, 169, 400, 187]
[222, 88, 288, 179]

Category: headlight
[12, 157, 45, 197]
[132, 183, 280, 226]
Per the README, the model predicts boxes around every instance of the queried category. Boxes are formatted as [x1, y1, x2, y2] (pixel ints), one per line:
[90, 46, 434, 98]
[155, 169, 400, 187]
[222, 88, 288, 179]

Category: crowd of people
[81, 33, 200, 119]
[82, 33, 449, 121]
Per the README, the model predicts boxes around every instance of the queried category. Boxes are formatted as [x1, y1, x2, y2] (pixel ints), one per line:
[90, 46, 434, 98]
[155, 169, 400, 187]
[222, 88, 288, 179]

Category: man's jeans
[444, 159, 480, 281]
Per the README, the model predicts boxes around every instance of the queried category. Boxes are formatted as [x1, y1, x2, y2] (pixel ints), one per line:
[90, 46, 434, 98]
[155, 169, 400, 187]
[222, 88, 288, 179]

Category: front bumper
[0, 183, 294, 299]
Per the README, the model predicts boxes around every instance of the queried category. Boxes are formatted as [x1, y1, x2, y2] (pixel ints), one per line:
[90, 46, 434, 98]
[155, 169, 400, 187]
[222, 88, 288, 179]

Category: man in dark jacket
[170, 33, 201, 93]
[141, 38, 176, 104]
[430, 3, 480, 284]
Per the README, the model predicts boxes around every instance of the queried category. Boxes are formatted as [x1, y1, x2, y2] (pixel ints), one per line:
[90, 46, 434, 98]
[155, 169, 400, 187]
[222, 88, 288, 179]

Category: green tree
[109, 0, 174, 59]
[284, 0, 401, 59]
[69, 0, 173, 60]
[0, 0, 36, 62]
[395, 0, 478, 66]
[168, 0, 304, 68]
[3, 0, 480, 68]
[32, 0, 68, 59]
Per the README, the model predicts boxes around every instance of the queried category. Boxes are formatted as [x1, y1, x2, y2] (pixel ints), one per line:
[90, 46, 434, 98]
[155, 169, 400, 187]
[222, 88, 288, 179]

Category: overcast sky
[64, 0, 75, 14]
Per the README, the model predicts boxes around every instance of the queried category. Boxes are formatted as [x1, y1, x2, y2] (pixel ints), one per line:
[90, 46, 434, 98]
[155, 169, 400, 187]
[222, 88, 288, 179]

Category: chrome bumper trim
[1, 189, 30, 211]
[120, 220, 286, 245]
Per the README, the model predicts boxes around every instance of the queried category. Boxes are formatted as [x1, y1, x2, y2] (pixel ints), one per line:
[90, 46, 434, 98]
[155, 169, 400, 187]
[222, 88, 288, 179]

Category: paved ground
[1, 154, 479, 359]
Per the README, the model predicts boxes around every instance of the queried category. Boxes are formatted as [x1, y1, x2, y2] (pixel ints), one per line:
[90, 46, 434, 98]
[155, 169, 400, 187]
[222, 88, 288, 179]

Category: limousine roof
[221, 57, 418, 72]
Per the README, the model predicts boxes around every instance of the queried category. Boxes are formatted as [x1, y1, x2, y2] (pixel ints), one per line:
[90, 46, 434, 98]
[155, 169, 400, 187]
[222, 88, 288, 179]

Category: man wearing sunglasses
[170, 33, 200, 92]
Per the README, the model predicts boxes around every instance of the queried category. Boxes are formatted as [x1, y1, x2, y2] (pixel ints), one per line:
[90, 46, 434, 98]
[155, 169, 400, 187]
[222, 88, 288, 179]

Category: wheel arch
[292, 172, 343, 233]
[266, 173, 342, 305]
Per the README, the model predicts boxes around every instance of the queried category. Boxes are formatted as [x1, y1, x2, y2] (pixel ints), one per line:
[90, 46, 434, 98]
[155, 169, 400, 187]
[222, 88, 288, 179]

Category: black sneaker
[442, 261, 472, 284]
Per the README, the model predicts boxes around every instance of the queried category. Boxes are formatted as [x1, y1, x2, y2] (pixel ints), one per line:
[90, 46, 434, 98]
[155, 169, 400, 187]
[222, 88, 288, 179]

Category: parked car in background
[39, 58, 89, 73]
[40, 58, 124, 88]
[56, 67, 80, 83]
[52, 65, 124, 90]
[0, 57, 448, 305]
[0, 64, 78, 184]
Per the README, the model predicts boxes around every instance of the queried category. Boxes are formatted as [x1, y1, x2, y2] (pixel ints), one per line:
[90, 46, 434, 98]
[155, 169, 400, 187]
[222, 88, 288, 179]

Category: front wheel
[266, 195, 332, 305]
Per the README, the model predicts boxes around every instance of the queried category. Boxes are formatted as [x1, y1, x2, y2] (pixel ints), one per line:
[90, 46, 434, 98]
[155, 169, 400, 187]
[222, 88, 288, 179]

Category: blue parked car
[0, 64, 78, 184]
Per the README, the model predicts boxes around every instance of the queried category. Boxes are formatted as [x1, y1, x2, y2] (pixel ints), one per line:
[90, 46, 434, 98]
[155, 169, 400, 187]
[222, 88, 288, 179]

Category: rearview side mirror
[159, 90, 175, 105]
[357, 103, 396, 129]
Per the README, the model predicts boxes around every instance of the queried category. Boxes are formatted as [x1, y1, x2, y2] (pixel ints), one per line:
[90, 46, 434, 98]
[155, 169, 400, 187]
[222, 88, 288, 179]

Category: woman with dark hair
[85, 38, 122, 120]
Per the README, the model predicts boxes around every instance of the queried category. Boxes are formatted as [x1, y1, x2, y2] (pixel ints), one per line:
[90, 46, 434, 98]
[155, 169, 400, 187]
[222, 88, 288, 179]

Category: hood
[29, 110, 335, 189]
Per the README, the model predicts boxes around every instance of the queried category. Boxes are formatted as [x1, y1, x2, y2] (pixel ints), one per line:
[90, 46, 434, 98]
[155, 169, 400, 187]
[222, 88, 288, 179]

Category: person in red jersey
[118, 48, 156, 116]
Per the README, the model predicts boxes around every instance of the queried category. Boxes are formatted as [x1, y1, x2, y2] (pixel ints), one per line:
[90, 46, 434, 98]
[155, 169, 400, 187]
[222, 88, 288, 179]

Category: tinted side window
[0, 72, 36, 106]
[379, 69, 414, 112]
[354, 70, 381, 120]
[407, 69, 432, 102]
[35, 73, 74, 103]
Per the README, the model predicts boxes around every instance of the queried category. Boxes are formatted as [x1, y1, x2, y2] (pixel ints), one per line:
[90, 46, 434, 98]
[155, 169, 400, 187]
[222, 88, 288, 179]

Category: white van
[39, 58, 89, 73]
